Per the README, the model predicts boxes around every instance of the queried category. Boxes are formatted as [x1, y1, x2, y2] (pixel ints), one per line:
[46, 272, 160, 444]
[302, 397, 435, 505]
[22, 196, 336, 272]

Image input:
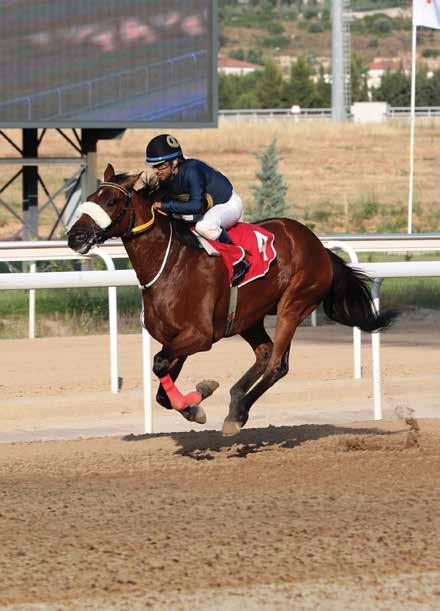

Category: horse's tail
[323, 250, 398, 332]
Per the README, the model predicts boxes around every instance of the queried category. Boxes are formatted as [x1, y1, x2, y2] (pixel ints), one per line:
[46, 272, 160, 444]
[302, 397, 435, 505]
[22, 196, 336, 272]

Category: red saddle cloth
[207, 222, 277, 287]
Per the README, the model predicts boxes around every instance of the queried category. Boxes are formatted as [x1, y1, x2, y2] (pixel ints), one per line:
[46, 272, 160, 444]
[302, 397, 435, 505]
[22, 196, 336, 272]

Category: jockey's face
[152, 161, 173, 182]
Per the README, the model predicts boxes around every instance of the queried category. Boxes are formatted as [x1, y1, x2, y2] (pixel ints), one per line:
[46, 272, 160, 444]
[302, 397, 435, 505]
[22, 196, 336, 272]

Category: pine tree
[288, 55, 316, 107]
[256, 60, 284, 108]
[351, 52, 369, 102]
[248, 139, 288, 221]
[372, 70, 410, 106]
[314, 64, 331, 107]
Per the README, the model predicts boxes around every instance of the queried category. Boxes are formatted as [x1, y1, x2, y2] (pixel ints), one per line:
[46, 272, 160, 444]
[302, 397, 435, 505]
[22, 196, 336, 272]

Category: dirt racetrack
[1, 318, 440, 609]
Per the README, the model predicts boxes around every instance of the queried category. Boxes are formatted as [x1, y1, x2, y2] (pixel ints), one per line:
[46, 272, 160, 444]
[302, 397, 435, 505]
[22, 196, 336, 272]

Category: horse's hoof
[196, 380, 219, 400]
[222, 419, 241, 437]
[180, 404, 207, 425]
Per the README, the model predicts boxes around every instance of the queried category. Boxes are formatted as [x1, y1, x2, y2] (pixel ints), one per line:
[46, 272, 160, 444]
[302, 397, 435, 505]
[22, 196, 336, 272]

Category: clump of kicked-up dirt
[335, 406, 421, 453]
[395, 405, 421, 449]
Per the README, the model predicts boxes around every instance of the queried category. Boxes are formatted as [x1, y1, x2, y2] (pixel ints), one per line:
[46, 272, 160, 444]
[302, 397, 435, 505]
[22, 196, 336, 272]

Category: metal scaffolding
[0, 129, 123, 240]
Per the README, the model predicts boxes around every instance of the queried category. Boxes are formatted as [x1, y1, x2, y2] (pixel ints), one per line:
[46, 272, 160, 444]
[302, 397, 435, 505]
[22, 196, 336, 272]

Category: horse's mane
[113, 172, 132, 182]
[135, 182, 201, 251]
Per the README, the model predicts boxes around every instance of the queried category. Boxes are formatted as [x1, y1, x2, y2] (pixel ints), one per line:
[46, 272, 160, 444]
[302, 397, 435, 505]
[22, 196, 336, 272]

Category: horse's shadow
[123, 423, 401, 461]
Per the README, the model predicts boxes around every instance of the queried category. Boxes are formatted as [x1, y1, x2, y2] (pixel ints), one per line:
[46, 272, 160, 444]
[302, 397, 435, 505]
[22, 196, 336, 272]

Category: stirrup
[231, 259, 250, 286]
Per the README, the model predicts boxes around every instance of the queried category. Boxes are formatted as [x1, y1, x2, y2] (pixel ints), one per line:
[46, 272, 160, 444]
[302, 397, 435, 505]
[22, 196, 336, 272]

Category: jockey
[145, 133, 250, 285]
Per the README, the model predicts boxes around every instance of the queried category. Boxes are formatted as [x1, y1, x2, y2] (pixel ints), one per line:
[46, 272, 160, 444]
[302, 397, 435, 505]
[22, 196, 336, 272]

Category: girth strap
[225, 285, 238, 337]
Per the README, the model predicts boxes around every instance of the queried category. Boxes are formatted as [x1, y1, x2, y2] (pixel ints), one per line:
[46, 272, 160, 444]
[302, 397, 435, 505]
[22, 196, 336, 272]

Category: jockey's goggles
[145, 150, 182, 167]
[147, 160, 171, 170]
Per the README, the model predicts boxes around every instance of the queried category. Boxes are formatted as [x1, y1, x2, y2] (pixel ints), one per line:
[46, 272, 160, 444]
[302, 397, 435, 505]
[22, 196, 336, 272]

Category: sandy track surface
[1, 420, 440, 609]
[0, 320, 440, 608]
[0, 318, 439, 441]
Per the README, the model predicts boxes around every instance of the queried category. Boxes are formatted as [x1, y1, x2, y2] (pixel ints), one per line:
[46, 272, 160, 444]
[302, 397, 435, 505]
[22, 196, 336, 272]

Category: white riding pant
[195, 190, 243, 241]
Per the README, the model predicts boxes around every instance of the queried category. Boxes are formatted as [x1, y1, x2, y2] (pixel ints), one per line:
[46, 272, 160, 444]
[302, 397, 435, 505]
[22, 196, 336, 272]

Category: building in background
[218, 57, 260, 76]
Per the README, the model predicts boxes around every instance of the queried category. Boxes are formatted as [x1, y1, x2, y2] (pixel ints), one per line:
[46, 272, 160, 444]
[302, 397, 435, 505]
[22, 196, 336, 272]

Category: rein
[93, 181, 168, 241]
[97, 181, 173, 289]
[142, 222, 173, 289]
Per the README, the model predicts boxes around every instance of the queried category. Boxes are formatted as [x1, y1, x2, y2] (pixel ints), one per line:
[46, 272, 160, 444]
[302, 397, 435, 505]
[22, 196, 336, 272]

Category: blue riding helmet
[145, 134, 183, 167]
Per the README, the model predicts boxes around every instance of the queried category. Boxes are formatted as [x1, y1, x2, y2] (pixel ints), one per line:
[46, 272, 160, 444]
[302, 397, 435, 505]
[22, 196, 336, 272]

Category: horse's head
[67, 163, 143, 254]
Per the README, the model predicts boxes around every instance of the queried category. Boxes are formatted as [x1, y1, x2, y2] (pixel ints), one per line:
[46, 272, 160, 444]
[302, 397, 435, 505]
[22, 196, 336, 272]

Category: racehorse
[68, 164, 397, 436]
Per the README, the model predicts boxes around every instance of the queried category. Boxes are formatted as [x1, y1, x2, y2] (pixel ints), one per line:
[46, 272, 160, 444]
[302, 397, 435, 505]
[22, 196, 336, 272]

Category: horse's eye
[106, 198, 117, 208]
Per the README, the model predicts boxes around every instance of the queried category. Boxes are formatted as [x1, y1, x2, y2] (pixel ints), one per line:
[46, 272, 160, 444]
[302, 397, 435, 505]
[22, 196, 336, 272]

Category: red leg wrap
[160, 375, 202, 411]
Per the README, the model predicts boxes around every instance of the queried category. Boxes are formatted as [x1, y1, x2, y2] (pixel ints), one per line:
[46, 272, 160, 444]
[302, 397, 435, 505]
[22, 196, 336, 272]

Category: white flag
[414, 0, 440, 29]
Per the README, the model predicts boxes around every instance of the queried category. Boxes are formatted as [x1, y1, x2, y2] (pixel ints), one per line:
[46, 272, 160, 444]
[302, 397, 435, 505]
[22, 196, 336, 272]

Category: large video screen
[0, 0, 217, 127]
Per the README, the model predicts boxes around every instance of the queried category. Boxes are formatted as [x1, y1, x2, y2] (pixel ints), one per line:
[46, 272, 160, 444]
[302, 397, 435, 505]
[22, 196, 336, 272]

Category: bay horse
[68, 164, 397, 436]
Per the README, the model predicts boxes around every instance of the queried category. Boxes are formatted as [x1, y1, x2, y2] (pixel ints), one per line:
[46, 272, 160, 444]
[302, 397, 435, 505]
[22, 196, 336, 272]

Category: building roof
[218, 57, 261, 70]
[369, 57, 403, 71]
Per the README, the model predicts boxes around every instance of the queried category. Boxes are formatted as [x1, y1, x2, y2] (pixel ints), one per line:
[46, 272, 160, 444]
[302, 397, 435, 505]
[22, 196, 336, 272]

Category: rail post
[92, 249, 119, 395]
[142, 326, 153, 434]
[371, 278, 383, 420]
[29, 262, 36, 338]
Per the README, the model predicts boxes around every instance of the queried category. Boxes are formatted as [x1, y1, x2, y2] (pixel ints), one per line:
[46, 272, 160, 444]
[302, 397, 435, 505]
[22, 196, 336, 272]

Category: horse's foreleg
[153, 329, 219, 424]
[153, 351, 202, 410]
[155, 355, 187, 410]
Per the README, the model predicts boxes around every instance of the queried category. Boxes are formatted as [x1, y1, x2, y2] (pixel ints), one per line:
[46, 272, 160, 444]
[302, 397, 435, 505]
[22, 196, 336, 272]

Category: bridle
[91, 181, 173, 289]
[94, 181, 168, 243]
[93, 181, 134, 243]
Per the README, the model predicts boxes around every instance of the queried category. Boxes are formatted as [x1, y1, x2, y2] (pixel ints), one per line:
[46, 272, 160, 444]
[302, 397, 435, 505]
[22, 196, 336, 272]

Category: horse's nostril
[68, 231, 87, 247]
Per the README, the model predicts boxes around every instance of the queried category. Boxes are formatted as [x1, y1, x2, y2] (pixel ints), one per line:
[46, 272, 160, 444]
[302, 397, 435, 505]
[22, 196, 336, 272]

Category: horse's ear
[104, 163, 115, 181]
[123, 172, 143, 190]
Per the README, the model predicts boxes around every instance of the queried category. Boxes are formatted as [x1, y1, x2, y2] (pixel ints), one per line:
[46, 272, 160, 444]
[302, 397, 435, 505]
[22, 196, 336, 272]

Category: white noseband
[75, 202, 113, 229]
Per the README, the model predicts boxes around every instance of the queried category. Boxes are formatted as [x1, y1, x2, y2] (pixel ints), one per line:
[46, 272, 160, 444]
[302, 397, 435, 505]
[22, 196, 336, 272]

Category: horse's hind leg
[225, 319, 273, 427]
[223, 297, 318, 436]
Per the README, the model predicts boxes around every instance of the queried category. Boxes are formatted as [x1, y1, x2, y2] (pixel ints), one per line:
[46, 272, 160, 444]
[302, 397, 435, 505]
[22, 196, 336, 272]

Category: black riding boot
[217, 229, 250, 285]
[217, 229, 233, 245]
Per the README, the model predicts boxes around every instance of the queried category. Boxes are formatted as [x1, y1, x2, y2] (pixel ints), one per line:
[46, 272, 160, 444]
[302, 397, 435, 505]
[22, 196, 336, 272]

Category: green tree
[351, 52, 369, 102]
[285, 55, 317, 107]
[219, 72, 261, 109]
[219, 74, 238, 109]
[236, 90, 260, 108]
[314, 65, 331, 107]
[246, 47, 263, 64]
[230, 48, 245, 61]
[414, 64, 439, 105]
[249, 139, 288, 221]
[424, 70, 440, 105]
[256, 59, 284, 108]
[372, 69, 410, 106]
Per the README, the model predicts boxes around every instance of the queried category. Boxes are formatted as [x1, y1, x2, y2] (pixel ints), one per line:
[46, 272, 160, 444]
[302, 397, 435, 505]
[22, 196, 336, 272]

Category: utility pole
[332, 0, 352, 122]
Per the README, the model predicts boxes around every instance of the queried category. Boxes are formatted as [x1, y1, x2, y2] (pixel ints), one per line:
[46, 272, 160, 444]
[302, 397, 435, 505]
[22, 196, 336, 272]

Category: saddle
[191, 222, 277, 288]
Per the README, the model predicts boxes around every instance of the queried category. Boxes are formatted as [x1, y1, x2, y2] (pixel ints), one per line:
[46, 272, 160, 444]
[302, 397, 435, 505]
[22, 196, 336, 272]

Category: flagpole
[408, 20, 417, 234]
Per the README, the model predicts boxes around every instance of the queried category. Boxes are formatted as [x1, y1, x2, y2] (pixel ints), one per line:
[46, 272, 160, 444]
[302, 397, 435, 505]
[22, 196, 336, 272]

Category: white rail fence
[0, 242, 127, 394]
[3, 234, 440, 345]
[1, 236, 440, 392]
[1, 246, 440, 433]
[219, 106, 440, 121]
[321, 234, 440, 380]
